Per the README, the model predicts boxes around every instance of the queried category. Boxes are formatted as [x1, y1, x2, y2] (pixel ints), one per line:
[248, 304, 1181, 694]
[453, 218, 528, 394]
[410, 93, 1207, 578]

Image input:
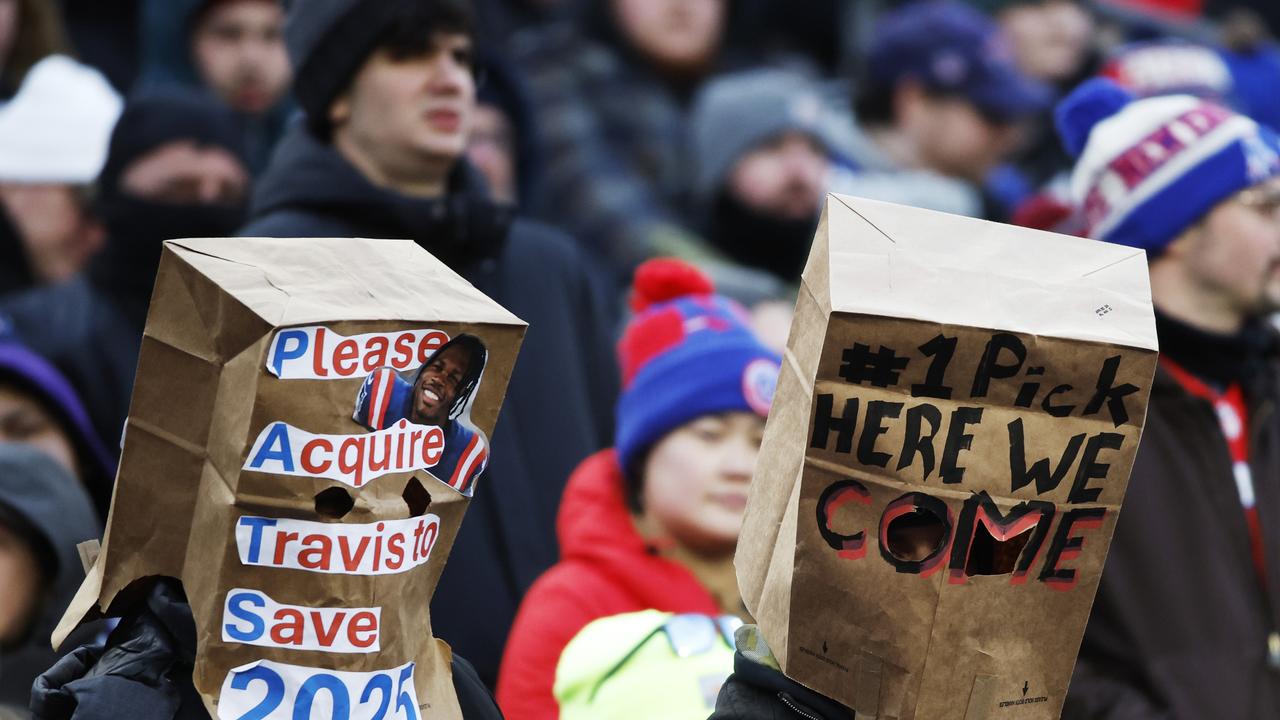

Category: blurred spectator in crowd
[849, 0, 1049, 220]
[1101, 32, 1280, 133]
[188, 0, 291, 174]
[1212, 1, 1280, 39]
[516, 0, 737, 278]
[244, 0, 617, 688]
[1, 87, 249, 451]
[56, 0, 139, 93]
[1102, 37, 1235, 100]
[0, 339, 115, 520]
[735, 0, 847, 75]
[140, 0, 292, 175]
[688, 66, 842, 353]
[0, 55, 120, 294]
[691, 68, 841, 286]
[1219, 9, 1280, 132]
[970, 0, 1095, 85]
[0, 0, 68, 100]
[555, 610, 741, 720]
[0, 444, 100, 711]
[498, 259, 779, 720]
[467, 50, 539, 207]
[1056, 78, 1280, 717]
[968, 0, 1097, 193]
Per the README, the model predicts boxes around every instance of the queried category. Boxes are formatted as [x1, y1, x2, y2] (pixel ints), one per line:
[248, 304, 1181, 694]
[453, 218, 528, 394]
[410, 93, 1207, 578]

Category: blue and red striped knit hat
[1057, 77, 1280, 253]
[615, 259, 781, 477]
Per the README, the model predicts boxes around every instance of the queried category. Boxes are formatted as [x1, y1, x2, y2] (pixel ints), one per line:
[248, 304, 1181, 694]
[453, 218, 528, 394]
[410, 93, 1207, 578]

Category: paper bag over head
[736, 195, 1158, 719]
[56, 237, 526, 720]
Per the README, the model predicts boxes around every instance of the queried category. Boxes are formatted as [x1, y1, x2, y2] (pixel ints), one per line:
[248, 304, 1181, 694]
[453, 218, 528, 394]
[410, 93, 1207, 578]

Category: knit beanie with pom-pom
[1056, 77, 1280, 253]
[614, 259, 781, 478]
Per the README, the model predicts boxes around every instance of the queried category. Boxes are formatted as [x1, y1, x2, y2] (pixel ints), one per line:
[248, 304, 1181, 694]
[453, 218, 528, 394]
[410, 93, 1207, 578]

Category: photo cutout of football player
[354, 334, 489, 494]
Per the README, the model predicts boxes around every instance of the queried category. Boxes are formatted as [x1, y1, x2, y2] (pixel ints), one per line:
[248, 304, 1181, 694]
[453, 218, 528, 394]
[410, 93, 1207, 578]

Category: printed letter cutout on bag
[736, 195, 1157, 719]
[54, 237, 526, 719]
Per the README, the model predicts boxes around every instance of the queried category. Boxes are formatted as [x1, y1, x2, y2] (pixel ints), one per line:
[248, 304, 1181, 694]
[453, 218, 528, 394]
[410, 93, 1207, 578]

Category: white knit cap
[0, 55, 123, 184]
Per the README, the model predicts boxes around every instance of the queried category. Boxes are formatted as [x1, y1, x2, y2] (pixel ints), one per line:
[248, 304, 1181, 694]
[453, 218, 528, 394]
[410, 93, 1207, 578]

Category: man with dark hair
[1057, 78, 1280, 718]
[355, 335, 491, 494]
[241, 0, 618, 687]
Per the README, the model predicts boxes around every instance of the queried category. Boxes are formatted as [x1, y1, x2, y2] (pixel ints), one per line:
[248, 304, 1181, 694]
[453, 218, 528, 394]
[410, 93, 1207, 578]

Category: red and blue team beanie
[615, 259, 782, 477]
[1057, 77, 1280, 253]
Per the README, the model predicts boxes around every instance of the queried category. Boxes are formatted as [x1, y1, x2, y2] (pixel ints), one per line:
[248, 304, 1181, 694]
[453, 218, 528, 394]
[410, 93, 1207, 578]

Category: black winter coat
[240, 124, 619, 688]
[1064, 314, 1280, 719]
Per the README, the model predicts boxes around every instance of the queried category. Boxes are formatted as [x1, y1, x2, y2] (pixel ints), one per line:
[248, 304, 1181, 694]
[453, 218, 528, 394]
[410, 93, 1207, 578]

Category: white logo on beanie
[743, 359, 780, 416]
[1244, 134, 1280, 182]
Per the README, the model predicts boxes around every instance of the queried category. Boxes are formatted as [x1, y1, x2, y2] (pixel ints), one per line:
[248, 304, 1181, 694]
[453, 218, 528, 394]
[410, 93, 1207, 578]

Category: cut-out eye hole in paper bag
[736, 195, 1158, 720]
[55, 237, 526, 720]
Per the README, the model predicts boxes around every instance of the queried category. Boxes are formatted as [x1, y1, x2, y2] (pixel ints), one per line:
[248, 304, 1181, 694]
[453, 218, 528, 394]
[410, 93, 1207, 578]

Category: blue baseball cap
[866, 0, 1051, 122]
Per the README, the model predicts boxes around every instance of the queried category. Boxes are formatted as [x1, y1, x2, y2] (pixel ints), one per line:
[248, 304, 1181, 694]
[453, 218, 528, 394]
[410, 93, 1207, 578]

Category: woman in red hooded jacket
[495, 258, 781, 719]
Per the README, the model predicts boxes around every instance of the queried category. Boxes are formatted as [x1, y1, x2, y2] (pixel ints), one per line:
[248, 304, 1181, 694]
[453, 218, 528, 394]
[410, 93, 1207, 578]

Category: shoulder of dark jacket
[451, 654, 505, 719]
[710, 649, 855, 720]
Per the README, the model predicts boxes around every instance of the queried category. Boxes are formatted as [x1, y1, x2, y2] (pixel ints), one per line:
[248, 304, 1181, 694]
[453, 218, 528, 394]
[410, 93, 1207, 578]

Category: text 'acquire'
[245, 419, 444, 488]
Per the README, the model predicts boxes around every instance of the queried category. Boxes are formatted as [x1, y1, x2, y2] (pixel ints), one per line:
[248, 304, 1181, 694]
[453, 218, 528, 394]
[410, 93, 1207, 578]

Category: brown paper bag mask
[55, 237, 526, 719]
[736, 196, 1158, 719]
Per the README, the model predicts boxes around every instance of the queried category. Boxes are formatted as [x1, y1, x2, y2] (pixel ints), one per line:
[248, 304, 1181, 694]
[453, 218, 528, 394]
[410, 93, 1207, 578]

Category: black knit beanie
[285, 0, 472, 139]
[97, 86, 248, 200]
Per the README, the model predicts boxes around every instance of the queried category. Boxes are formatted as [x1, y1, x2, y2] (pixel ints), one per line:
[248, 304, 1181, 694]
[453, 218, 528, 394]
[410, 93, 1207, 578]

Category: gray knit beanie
[691, 68, 844, 197]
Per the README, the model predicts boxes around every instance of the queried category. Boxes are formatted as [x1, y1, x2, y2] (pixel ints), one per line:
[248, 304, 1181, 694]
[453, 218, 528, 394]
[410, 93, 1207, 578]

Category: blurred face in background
[0, 183, 104, 283]
[332, 33, 475, 195]
[467, 103, 517, 204]
[899, 83, 1022, 184]
[641, 412, 765, 557]
[727, 131, 828, 221]
[0, 521, 42, 649]
[120, 140, 248, 205]
[999, 0, 1093, 83]
[191, 0, 291, 115]
[0, 384, 78, 480]
[613, 0, 725, 74]
[1158, 178, 1280, 326]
